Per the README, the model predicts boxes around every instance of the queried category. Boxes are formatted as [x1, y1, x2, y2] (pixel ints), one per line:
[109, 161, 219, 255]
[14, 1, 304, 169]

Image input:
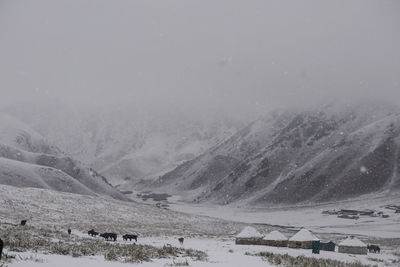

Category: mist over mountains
[0, 111, 127, 200]
[1, 99, 400, 206]
[3, 102, 242, 185]
[0, 0, 399, 206]
[149, 101, 400, 205]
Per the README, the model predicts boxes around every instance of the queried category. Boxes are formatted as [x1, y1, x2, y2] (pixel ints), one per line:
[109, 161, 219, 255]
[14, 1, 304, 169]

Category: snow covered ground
[168, 192, 400, 239]
[0, 185, 242, 237]
[4, 236, 400, 267]
[1, 185, 400, 266]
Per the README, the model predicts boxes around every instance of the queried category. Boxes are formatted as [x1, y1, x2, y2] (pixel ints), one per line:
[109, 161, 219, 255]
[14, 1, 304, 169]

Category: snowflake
[360, 166, 368, 174]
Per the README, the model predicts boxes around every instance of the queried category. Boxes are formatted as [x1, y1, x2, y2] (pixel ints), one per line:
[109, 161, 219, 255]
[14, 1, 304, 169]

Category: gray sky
[0, 0, 399, 118]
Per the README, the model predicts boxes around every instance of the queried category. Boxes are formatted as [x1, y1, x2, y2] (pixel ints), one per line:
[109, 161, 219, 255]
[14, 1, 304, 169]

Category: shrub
[104, 249, 118, 261]
[0, 223, 207, 265]
[169, 259, 190, 266]
[251, 252, 373, 267]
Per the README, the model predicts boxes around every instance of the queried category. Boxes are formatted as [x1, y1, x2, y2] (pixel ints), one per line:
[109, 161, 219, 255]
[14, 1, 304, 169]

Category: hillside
[154, 102, 400, 205]
[0, 112, 127, 200]
[3, 103, 241, 185]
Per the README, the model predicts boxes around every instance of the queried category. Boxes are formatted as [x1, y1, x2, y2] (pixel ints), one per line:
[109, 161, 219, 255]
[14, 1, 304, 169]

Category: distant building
[288, 229, 319, 249]
[338, 236, 367, 255]
[260, 230, 288, 247]
[320, 241, 336, 252]
[235, 226, 263, 245]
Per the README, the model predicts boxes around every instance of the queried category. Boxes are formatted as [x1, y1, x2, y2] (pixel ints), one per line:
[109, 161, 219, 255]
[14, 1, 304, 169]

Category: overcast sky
[0, 0, 399, 118]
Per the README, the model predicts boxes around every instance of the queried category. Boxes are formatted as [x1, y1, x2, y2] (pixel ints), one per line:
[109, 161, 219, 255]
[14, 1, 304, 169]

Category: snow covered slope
[0, 184, 242, 236]
[0, 112, 59, 154]
[3, 103, 240, 185]
[0, 112, 127, 200]
[155, 101, 400, 205]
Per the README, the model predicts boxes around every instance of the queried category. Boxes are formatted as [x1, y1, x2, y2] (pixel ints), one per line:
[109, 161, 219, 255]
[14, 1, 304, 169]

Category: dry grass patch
[0, 223, 207, 264]
[250, 251, 376, 267]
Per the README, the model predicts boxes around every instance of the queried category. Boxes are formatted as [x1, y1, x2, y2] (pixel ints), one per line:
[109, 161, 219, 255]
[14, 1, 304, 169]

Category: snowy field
[4, 235, 400, 267]
[1, 185, 400, 266]
[168, 192, 400, 239]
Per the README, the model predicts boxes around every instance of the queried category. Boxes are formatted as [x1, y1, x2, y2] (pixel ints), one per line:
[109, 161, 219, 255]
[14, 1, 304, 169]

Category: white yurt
[338, 236, 368, 255]
[235, 226, 263, 245]
[288, 229, 319, 249]
[260, 230, 288, 247]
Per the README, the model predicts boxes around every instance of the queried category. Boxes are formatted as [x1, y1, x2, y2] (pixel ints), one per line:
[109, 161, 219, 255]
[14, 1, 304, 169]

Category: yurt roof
[339, 237, 367, 247]
[289, 229, 319, 242]
[263, 230, 288, 241]
[236, 226, 263, 238]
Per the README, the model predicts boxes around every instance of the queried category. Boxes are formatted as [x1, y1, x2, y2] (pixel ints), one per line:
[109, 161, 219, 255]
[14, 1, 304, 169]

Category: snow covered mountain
[154, 101, 400, 205]
[0, 112, 127, 200]
[3, 102, 241, 185]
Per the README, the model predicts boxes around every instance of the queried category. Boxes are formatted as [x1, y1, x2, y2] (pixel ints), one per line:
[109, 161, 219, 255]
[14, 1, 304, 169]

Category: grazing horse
[0, 238, 3, 260]
[122, 234, 138, 242]
[100, 233, 117, 241]
[68, 229, 71, 235]
[178, 237, 184, 245]
[367, 244, 380, 253]
[88, 229, 99, 237]
[20, 220, 27, 226]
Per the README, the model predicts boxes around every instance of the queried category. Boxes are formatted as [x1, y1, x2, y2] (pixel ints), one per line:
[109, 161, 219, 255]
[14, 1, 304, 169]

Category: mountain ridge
[3, 103, 242, 184]
[152, 102, 400, 205]
[0, 112, 128, 200]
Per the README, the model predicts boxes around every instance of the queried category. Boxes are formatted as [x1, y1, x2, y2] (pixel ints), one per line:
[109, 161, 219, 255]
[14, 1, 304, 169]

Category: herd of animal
[86, 229, 139, 242]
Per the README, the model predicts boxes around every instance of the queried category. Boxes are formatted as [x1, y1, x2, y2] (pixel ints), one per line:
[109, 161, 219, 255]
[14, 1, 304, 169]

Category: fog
[0, 0, 399, 119]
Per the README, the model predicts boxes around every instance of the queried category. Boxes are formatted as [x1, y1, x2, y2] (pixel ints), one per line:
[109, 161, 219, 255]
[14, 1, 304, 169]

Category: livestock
[367, 244, 381, 253]
[88, 229, 99, 237]
[20, 220, 27, 226]
[100, 233, 117, 241]
[0, 238, 3, 260]
[178, 237, 184, 245]
[122, 234, 137, 242]
[68, 229, 71, 235]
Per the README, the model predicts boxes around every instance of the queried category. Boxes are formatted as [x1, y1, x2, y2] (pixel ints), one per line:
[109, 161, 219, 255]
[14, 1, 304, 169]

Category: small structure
[288, 229, 319, 249]
[261, 231, 288, 247]
[260, 230, 288, 247]
[312, 240, 320, 254]
[338, 236, 367, 255]
[235, 226, 263, 245]
[338, 214, 359, 220]
[320, 241, 336, 252]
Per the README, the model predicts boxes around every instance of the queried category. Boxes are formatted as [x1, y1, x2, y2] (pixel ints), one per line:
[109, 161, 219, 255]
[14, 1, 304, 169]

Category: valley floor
[4, 235, 400, 267]
[167, 192, 400, 240]
[1, 185, 400, 266]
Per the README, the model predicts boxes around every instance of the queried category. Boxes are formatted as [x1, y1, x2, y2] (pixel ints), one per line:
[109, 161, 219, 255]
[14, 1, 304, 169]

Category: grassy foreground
[0, 222, 207, 264]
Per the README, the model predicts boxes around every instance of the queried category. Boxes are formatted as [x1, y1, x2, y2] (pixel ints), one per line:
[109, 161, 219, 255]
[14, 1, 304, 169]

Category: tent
[338, 236, 367, 255]
[260, 230, 288, 247]
[235, 226, 263, 245]
[288, 229, 319, 249]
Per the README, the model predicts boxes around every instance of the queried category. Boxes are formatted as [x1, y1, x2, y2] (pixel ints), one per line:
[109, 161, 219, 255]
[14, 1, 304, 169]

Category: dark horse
[367, 244, 380, 253]
[88, 229, 99, 237]
[67, 229, 71, 235]
[20, 220, 27, 226]
[0, 238, 3, 260]
[122, 234, 138, 242]
[178, 237, 184, 245]
[100, 233, 117, 241]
